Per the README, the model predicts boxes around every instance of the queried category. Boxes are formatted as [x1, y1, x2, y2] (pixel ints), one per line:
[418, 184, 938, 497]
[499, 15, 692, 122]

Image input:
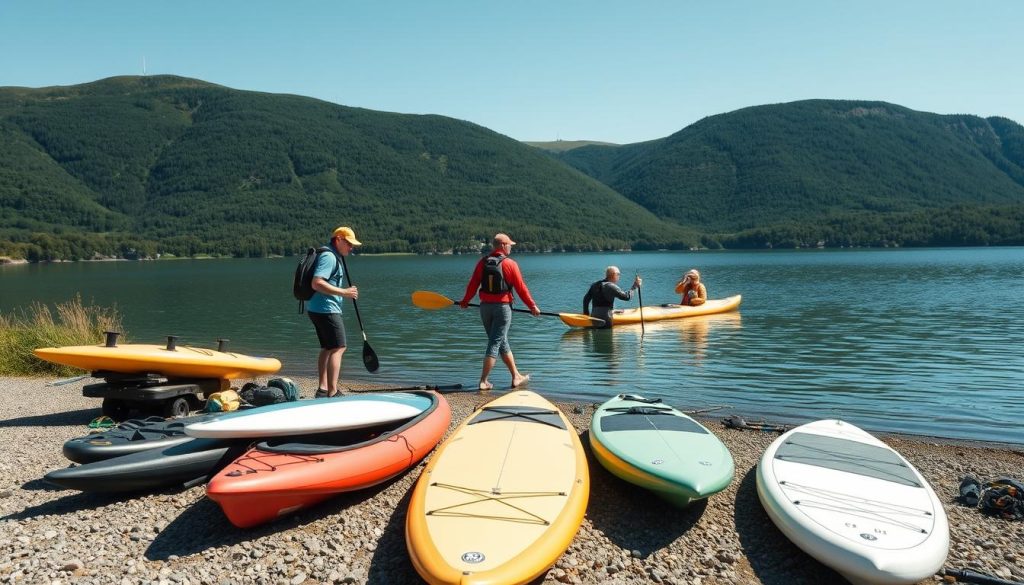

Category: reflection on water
[560, 312, 743, 372]
[3, 248, 1022, 443]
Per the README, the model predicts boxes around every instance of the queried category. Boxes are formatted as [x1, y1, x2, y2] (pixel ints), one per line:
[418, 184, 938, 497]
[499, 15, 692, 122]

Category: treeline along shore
[1, 375, 1021, 584]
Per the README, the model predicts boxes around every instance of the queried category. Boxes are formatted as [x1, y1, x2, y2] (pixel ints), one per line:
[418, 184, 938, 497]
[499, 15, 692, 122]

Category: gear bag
[237, 377, 300, 407]
[481, 254, 510, 295]
[293, 246, 339, 313]
[979, 477, 1024, 520]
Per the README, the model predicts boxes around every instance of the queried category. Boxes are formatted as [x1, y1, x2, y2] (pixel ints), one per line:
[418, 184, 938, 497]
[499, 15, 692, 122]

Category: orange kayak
[206, 391, 451, 528]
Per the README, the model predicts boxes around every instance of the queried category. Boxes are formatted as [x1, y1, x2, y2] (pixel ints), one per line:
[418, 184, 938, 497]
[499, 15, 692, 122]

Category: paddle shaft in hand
[463, 300, 557, 319]
[410, 290, 605, 327]
[636, 271, 645, 337]
[339, 254, 380, 373]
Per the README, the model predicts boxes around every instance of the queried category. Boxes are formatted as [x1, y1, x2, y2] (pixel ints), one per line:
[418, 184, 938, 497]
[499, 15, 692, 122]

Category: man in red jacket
[459, 233, 541, 390]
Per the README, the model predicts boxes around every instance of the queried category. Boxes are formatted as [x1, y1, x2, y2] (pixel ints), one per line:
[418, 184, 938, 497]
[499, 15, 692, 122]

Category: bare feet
[478, 381, 494, 391]
[511, 374, 531, 388]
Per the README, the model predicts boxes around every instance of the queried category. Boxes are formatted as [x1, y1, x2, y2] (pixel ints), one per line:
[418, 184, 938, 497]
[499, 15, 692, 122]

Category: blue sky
[2, 1, 1021, 144]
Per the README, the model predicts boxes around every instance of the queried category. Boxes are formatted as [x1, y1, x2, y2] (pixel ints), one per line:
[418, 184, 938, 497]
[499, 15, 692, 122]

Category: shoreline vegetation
[0, 297, 124, 376]
[0, 375, 1021, 584]
[3, 243, 1023, 265]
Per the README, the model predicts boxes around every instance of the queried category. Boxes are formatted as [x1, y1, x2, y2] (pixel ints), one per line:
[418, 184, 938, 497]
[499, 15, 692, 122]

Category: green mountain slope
[525, 140, 619, 152]
[0, 76, 693, 260]
[556, 100, 1024, 247]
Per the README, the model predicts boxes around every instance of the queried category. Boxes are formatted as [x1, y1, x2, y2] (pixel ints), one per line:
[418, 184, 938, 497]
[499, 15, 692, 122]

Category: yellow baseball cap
[332, 226, 362, 246]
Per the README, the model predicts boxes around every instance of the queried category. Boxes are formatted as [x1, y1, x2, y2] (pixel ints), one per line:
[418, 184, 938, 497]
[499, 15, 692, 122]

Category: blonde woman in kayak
[675, 269, 707, 306]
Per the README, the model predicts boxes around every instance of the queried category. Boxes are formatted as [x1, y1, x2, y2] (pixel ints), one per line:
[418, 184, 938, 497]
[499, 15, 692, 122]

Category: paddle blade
[411, 290, 457, 310]
[559, 313, 605, 328]
[362, 342, 380, 373]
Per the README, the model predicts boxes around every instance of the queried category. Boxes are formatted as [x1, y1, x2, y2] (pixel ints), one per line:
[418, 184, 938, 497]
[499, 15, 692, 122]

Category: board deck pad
[599, 410, 709, 434]
[468, 405, 567, 429]
[775, 432, 921, 487]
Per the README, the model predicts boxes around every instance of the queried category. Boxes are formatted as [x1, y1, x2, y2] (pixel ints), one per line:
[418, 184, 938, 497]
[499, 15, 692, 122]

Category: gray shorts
[308, 311, 347, 349]
[480, 302, 512, 358]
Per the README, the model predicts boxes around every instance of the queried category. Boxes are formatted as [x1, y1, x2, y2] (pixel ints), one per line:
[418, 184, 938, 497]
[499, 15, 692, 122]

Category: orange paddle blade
[411, 291, 457, 310]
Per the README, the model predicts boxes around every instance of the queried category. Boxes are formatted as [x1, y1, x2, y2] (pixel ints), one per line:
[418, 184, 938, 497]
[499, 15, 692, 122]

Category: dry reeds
[0, 295, 125, 376]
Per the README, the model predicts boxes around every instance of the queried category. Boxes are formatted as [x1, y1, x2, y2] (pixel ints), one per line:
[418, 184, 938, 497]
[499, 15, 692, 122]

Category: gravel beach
[1, 375, 1022, 585]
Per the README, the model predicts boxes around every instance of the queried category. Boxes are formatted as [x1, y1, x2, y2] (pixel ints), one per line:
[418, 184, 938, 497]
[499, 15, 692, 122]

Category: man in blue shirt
[308, 226, 361, 397]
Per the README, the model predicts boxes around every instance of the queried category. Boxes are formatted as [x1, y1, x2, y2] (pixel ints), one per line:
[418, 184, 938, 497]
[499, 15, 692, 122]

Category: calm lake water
[2, 248, 1022, 444]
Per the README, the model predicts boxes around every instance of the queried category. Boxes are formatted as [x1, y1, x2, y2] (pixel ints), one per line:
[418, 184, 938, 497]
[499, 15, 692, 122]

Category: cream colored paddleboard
[406, 390, 589, 585]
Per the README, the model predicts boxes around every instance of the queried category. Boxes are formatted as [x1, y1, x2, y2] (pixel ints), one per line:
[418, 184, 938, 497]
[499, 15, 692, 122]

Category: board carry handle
[165, 335, 179, 351]
[103, 331, 120, 347]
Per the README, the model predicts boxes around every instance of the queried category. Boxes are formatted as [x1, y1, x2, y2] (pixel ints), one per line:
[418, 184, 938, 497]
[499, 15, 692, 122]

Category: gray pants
[480, 302, 512, 358]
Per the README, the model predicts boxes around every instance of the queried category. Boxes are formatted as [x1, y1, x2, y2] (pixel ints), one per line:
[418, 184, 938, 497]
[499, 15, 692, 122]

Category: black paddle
[348, 384, 469, 394]
[944, 568, 1024, 585]
[339, 254, 380, 373]
[636, 271, 645, 337]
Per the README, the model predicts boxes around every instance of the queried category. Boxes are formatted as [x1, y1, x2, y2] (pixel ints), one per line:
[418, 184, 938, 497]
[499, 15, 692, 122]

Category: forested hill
[0, 76, 693, 261]
[3, 82, 1023, 261]
[551, 101, 1024, 248]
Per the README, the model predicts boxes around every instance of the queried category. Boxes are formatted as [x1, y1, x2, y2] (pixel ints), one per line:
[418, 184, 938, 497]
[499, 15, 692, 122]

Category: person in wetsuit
[582, 266, 641, 328]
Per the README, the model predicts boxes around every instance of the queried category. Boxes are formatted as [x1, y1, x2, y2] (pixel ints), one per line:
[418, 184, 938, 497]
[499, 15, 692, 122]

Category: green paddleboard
[590, 394, 735, 506]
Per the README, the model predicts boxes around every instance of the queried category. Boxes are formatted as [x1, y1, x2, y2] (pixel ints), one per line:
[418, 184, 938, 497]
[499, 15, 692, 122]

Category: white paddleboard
[756, 419, 948, 585]
[184, 393, 430, 438]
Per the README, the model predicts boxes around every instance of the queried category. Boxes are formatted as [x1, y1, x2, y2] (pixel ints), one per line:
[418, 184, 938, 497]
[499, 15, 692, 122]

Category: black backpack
[293, 247, 339, 312]
[481, 254, 510, 294]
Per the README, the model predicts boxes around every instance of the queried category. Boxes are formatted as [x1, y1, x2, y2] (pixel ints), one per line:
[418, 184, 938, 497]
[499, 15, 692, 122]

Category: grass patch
[0, 296, 125, 376]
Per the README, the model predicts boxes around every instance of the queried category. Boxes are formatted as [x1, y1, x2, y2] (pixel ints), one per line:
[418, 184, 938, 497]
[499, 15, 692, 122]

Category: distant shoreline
[6, 244, 1024, 265]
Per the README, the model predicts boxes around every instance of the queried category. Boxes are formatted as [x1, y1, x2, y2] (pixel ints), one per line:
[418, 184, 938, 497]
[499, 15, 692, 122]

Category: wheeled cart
[83, 372, 229, 419]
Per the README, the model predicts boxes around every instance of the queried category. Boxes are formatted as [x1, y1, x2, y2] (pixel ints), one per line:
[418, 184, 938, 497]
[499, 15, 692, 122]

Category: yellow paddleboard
[33, 344, 281, 380]
[406, 390, 589, 585]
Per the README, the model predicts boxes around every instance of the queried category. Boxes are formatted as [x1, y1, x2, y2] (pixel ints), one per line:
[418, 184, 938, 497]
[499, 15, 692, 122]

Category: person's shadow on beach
[581, 430, 707, 556]
[0, 408, 98, 428]
[0, 487, 136, 521]
[733, 467, 842, 585]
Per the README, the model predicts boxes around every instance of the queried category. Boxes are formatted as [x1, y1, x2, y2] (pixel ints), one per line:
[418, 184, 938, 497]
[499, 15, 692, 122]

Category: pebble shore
[1, 375, 1022, 585]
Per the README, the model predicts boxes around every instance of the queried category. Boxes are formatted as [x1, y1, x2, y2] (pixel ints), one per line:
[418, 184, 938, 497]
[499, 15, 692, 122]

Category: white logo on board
[462, 551, 485, 563]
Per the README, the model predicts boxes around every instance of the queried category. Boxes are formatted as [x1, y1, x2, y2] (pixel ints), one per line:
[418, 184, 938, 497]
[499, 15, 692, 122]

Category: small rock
[61, 560, 84, 572]
[290, 572, 307, 585]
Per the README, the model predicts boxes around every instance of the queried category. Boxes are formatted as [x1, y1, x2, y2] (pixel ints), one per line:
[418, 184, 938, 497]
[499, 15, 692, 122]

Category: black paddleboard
[62, 414, 221, 464]
[46, 437, 248, 493]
